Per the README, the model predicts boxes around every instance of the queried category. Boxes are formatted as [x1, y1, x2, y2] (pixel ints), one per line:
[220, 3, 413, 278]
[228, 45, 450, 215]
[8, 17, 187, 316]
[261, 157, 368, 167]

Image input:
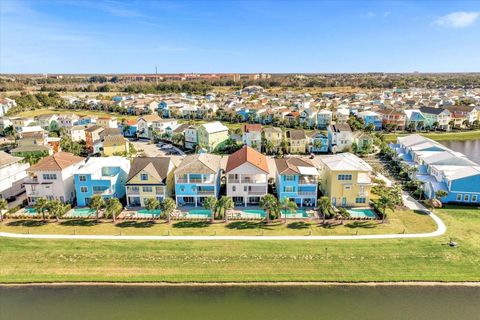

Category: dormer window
[141, 173, 148, 181]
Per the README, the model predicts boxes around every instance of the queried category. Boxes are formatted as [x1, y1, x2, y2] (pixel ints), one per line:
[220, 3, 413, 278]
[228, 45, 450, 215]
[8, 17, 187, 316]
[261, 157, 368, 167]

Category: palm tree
[317, 196, 332, 224]
[89, 195, 105, 222]
[337, 207, 350, 225]
[144, 198, 160, 221]
[105, 198, 123, 222]
[377, 194, 394, 224]
[280, 198, 297, 224]
[259, 194, 278, 224]
[264, 140, 274, 155]
[203, 196, 217, 223]
[160, 197, 176, 223]
[0, 199, 8, 222]
[217, 196, 234, 222]
[34, 197, 49, 221]
[434, 190, 448, 208]
[47, 200, 70, 222]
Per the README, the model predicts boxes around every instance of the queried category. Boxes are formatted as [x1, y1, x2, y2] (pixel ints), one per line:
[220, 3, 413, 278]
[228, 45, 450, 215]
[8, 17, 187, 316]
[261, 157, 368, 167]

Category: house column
[195, 196, 198, 207]
[245, 196, 247, 207]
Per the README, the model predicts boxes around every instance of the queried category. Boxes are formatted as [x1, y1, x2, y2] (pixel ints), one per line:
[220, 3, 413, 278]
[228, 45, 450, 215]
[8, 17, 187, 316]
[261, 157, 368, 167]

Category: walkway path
[0, 208, 446, 241]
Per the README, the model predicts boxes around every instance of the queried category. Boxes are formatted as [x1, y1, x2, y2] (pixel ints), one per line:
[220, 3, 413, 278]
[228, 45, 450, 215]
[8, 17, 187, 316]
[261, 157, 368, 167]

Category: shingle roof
[139, 114, 162, 122]
[28, 152, 85, 171]
[103, 135, 127, 146]
[419, 106, 449, 115]
[242, 124, 262, 133]
[127, 157, 172, 183]
[175, 154, 222, 175]
[0, 151, 23, 168]
[328, 124, 352, 132]
[286, 129, 306, 140]
[226, 146, 269, 173]
[274, 157, 315, 175]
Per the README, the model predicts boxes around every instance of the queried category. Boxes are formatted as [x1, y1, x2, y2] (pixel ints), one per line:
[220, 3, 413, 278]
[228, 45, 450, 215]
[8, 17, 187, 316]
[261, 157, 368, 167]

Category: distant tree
[279, 198, 297, 224]
[260, 194, 278, 224]
[34, 197, 50, 221]
[144, 198, 160, 221]
[318, 196, 333, 224]
[203, 196, 217, 223]
[160, 197, 176, 223]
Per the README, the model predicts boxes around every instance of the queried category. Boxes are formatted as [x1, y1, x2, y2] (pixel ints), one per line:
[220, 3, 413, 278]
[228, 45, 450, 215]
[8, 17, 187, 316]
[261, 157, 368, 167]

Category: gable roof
[127, 157, 172, 183]
[139, 114, 162, 122]
[275, 157, 316, 175]
[103, 135, 127, 146]
[226, 146, 269, 173]
[242, 124, 262, 133]
[200, 121, 228, 134]
[0, 151, 23, 168]
[28, 152, 85, 171]
[286, 129, 306, 140]
[175, 153, 222, 175]
[328, 124, 352, 132]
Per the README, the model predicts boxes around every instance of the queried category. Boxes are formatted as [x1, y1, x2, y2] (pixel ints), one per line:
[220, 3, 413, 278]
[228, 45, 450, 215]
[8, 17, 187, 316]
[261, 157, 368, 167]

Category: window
[141, 174, 148, 181]
[472, 195, 478, 202]
[156, 187, 163, 194]
[80, 186, 88, 193]
[43, 173, 57, 180]
[464, 194, 470, 202]
[285, 175, 295, 182]
[355, 197, 366, 204]
[284, 186, 294, 193]
[456, 194, 462, 201]
[232, 186, 236, 192]
[79, 175, 87, 182]
[244, 186, 247, 192]
[338, 174, 352, 181]
[180, 186, 185, 192]
[142, 186, 152, 192]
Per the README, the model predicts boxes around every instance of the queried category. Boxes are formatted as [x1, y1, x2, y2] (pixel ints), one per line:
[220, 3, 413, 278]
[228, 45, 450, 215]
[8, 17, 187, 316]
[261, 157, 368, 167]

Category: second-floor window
[284, 175, 295, 182]
[143, 186, 152, 192]
[141, 174, 148, 181]
[79, 175, 87, 182]
[43, 173, 57, 180]
[338, 174, 352, 181]
[80, 186, 88, 193]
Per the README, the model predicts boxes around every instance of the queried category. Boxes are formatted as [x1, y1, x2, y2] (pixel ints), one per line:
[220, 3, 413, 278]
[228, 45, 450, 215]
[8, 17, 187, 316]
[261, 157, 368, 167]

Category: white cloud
[435, 11, 479, 28]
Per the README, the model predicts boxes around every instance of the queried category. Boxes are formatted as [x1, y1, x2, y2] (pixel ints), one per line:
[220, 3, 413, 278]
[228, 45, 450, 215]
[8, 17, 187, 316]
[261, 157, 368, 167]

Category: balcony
[298, 177, 318, 185]
[298, 191, 317, 196]
[93, 189, 111, 195]
[248, 190, 266, 195]
[128, 189, 140, 195]
[197, 189, 215, 195]
[229, 179, 267, 184]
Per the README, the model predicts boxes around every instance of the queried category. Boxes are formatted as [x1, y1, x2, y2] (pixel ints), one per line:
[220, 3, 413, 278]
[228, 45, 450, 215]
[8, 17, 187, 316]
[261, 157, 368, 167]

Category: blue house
[174, 154, 222, 207]
[118, 120, 138, 138]
[74, 157, 131, 206]
[274, 157, 319, 207]
[392, 134, 480, 205]
[308, 132, 329, 153]
[357, 111, 382, 131]
[158, 101, 170, 118]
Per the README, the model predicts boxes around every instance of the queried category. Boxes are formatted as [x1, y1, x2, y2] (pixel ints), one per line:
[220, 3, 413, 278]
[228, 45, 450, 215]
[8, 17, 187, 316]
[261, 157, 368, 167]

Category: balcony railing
[94, 189, 111, 195]
[197, 190, 215, 195]
[248, 190, 266, 195]
[176, 178, 215, 184]
[228, 179, 267, 184]
[298, 191, 317, 196]
[299, 178, 317, 185]
[128, 189, 140, 195]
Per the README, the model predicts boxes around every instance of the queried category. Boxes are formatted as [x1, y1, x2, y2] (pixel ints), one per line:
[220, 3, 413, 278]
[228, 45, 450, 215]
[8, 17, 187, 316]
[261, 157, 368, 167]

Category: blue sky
[1, 1, 479, 73]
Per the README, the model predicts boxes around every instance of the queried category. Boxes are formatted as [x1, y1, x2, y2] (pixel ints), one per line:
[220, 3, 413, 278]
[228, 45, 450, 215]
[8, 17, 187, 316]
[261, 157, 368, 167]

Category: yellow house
[319, 153, 373, 207]
[125, 157, 176, 207]
[262, 127, 283, 151]
[197, 121, 229, 152]
[103, 135, 129, 156]
[286, 129, 307, 154]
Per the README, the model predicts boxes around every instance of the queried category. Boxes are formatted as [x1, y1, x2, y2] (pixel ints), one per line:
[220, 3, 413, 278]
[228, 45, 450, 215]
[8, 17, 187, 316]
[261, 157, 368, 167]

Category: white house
[327, 124, 353, 153]
[0, 151, 29, 200]
[137, 115, 178, 139]
[24, 152, 86, 205]
[184, 126, 198, 150]
[241, 124, 262, 151]
[226, 146, 269, 206]
[0, 98, 16, 117]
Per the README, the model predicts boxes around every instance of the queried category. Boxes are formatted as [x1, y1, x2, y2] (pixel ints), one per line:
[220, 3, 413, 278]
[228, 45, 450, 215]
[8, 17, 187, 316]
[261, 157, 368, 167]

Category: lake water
[439, 139, 480, 164]
[1, 285, 479, 320]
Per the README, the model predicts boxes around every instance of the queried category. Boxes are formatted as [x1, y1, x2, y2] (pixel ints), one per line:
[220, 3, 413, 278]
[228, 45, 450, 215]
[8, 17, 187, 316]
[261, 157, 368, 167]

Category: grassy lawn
[0, 206, 479, 283]
[15, 108, 138, 121]
[0, 209, 433, 236]
[384, 130, 480, 142]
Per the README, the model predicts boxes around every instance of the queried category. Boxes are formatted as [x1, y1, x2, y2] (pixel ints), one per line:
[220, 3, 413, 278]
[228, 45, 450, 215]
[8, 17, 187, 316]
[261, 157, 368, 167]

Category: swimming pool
[347, 208, 377, 218]
[240, 209, 266, 219]
[136, 209, 161, 218]
[23, 208, 38, 215]
[69, 208, 96, 217]
[280, 209, 309, 218]
[186, 209, 211, 218]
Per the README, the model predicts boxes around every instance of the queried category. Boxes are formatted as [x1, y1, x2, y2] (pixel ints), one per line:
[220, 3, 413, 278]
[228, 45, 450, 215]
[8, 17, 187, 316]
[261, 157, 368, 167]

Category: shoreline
[2, 281, 480, 288]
